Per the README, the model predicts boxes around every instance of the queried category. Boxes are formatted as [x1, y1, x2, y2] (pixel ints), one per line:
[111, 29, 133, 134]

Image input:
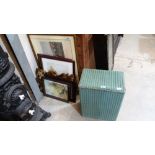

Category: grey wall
[6, 34, 43, 103]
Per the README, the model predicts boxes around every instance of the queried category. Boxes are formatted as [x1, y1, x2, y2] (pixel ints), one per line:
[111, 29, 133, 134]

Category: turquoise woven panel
[79, 69, 125, 93]
[79, 69, 125, 121]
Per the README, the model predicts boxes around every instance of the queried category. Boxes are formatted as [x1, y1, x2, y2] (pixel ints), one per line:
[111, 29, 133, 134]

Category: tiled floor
[40, 34, 155, 121]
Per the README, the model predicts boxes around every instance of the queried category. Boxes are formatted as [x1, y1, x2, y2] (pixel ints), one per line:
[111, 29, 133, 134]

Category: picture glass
[44, 79, 68, 100]
[42, 57, 73, 75]
[29, 35, 75, 59]
[40, 41, 65, 57]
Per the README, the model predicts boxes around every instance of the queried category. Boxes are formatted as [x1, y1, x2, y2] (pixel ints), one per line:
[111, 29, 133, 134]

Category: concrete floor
[40, 96, 97, 121]
[40, 34, 155, 121]
[115, 34, 155, 121]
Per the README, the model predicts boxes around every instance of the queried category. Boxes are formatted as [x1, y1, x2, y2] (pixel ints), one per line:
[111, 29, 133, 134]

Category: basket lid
[79, 69, 125, 93]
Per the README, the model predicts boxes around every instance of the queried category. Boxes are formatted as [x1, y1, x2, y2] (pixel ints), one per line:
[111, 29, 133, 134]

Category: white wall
[18, 34, 38, 77]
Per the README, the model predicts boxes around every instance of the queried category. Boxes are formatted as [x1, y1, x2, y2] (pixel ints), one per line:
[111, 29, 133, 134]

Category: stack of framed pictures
[28, 34, 79, 80]
[38, 54, 77, 103]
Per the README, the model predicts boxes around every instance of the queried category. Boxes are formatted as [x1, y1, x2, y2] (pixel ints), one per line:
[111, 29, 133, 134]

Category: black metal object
[92, 34, 123, 70]
[93, 34, 108, 69]
[0, 46, 51, 121]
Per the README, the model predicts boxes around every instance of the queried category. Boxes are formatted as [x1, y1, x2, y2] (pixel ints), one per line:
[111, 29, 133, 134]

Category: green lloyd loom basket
[79, 69, 125, 121]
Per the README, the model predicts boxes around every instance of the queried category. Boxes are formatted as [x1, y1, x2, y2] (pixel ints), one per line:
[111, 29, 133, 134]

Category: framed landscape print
[43, 78, 69, 102]
[28, 34, 79, 78]
[38, 54, 75, 75]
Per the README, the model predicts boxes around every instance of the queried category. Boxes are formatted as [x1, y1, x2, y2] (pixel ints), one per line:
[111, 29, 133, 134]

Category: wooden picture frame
[43, 77, 70, 102]
[37, 54, 77, 102]
[28, 34, 79, 78]
[38, 54, 75, 75]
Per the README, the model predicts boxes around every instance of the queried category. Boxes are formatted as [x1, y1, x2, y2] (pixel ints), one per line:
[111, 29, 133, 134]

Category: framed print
[39, 54, 75, 75]
[35, 67, 77, 103]
[43, 78, 69, 102]
[28, 34, 79, 78]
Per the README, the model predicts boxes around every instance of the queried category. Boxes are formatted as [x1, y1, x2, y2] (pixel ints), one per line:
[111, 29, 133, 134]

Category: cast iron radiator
[0, 46, 51, 121]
